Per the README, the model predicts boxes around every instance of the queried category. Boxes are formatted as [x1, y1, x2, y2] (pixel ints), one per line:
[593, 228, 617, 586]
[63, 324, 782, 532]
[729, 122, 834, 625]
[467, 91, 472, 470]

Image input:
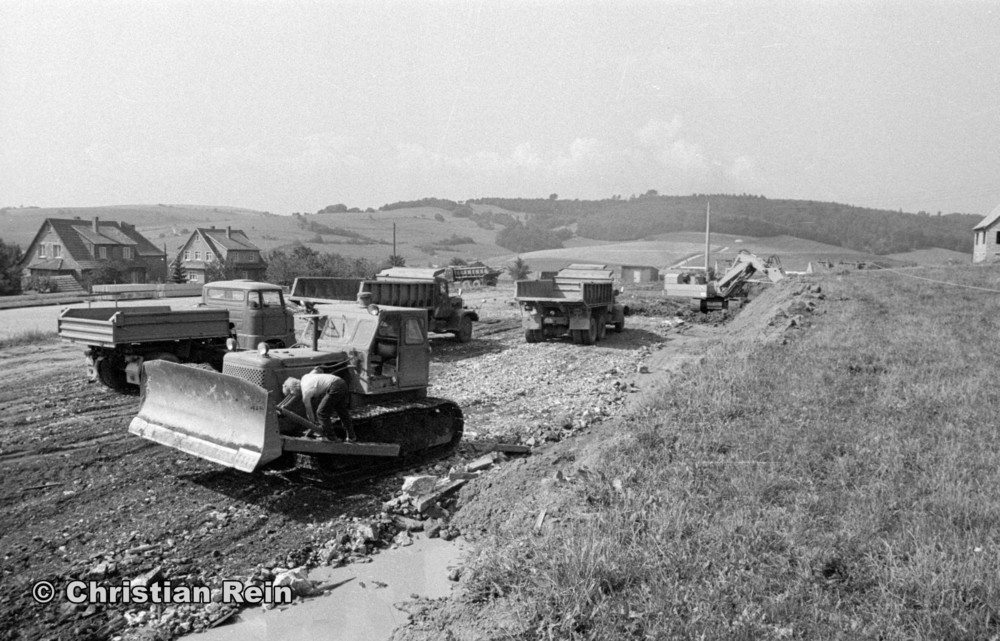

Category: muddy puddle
[186, 536, 467, 641]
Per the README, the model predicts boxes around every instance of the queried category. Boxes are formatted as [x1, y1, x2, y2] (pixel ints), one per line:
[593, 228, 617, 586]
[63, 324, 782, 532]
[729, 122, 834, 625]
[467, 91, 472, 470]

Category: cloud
[634, 117, 758, 192]
[636, 117, 708, 172]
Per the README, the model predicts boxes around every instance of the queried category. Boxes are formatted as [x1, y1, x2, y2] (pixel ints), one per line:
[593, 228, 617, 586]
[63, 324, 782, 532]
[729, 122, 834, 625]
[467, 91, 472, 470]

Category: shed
[973, 203, 1000, 263]
[620, 264, 660, 283]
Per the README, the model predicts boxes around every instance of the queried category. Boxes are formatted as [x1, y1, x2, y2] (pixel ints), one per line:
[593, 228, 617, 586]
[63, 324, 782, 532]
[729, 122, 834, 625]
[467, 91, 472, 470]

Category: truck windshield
[205, 288, 245, 302]
[261, 291, 283, 307]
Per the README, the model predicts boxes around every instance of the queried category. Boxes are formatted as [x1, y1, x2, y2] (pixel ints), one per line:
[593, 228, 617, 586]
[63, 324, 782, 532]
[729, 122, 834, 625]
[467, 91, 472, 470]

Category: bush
[436, 234, 475, 246]
[25, 276, 57, 293]
[496, 222, 563, 253]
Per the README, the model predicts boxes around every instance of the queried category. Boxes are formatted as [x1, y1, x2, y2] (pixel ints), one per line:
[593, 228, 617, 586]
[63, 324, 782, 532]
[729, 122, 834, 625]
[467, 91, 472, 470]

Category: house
[21, 217, 167, 285]
[620, 264, 660, 283]
[973, 203, 1000, 263]
[176, 226, 267, 283]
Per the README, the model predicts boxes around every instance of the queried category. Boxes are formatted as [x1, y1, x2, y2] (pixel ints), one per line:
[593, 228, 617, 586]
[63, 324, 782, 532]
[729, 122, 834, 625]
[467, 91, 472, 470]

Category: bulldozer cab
[304, 303, 430, 394]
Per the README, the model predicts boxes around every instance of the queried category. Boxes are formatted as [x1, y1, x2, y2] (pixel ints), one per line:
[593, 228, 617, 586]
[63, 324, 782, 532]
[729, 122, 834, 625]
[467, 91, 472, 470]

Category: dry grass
[461, 265, 1000, 640]
[0, 330, 56, 350]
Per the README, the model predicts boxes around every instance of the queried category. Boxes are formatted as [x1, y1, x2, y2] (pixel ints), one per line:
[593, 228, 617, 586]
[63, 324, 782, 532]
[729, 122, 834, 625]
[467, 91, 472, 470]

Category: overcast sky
[3, 1, 999, 216]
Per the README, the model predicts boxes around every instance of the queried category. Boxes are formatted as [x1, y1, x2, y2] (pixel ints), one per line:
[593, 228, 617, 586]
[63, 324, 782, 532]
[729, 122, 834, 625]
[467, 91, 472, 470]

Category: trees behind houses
[0, 239, 23, 295]
[265, 245, 378, 286]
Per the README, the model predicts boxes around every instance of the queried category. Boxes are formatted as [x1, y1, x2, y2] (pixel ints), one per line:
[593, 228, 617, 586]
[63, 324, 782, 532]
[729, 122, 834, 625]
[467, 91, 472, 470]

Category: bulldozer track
[287, 397, 464, 486]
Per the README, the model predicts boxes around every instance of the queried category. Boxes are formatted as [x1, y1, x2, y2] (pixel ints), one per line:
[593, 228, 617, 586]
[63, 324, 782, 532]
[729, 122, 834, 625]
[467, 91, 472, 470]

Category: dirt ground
[0, 284, 741, 641]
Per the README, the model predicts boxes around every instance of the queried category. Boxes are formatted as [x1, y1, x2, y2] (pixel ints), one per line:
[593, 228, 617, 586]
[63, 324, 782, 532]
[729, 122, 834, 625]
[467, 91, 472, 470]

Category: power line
[871, 266, 1000, 293]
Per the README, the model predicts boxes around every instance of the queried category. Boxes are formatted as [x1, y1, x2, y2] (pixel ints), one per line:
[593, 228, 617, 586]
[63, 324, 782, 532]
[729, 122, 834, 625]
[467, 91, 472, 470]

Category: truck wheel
[97, 358, 133, 393]
[596, 312, 607, 341]
[614, 319, 625, 333]
[525, 329, 543, 343]
[570, 330, 583, 344]
[471, 279, 481, 288]
[455, 316, 474, 343]
[582, 317, 597, 345]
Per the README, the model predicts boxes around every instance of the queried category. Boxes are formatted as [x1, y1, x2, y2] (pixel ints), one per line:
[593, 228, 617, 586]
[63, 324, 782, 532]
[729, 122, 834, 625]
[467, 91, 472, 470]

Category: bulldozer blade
[129, 360, 283, 473]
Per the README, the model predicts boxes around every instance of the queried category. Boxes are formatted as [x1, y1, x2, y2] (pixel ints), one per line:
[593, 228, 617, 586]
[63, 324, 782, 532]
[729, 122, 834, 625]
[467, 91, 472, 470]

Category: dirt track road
[0, 287, 701, 640]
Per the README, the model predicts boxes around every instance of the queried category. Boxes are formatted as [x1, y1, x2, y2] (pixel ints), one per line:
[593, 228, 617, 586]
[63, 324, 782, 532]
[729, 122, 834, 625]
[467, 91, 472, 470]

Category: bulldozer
[128, 299, 463, 473]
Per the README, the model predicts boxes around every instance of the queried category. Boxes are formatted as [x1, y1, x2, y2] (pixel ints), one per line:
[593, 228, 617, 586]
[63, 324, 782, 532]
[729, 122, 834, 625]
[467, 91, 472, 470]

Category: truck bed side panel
[58, 307, 232, 347]
[289, 277, 362, 303]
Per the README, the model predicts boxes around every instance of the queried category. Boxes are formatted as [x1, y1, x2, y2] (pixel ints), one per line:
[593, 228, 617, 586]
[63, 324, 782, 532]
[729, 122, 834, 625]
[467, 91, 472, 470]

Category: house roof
[29, 258, 69, 271]
[199, 228, 260, 252]
[21, 218, 165, 271]
[974, 203, 1000, 230]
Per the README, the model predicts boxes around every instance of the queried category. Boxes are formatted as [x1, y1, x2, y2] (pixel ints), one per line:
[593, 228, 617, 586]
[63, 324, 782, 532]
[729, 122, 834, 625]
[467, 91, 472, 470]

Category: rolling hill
[0, 197, 976, 278]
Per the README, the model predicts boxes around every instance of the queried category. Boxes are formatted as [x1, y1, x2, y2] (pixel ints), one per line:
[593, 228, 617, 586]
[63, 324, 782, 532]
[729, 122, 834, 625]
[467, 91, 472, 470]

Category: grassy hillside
[437, 263, 1000, 639]
[513, 232, 912, 274]
[472, 194, 982, 255]
[1, 198, 975, 276]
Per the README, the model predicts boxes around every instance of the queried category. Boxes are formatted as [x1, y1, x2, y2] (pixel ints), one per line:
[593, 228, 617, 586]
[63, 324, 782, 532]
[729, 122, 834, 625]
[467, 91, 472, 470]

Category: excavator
[128, 297, 463, 473]
[663, 250, 786, 312]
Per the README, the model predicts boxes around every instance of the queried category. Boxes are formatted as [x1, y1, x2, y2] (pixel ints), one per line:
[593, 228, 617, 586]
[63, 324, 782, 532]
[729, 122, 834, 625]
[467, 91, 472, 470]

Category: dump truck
[515, 264, 626, 345]
[288, 268, 478, 342]
[58, 280, 296, 392]
[129, 299, 463, 473]
[444, 264, 502, 287]
[663, 250, 786, 311]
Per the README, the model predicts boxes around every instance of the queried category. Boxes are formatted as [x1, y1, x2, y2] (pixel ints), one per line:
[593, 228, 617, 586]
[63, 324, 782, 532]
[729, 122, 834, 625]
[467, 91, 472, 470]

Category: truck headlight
[226, 338, 238, 351]
[257, 342, 270, 357]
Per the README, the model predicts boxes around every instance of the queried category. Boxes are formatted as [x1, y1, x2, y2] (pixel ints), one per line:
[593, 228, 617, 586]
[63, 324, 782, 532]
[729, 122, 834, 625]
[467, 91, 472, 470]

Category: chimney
[92, 216, 99, 233]
[226, 226, 232, 239]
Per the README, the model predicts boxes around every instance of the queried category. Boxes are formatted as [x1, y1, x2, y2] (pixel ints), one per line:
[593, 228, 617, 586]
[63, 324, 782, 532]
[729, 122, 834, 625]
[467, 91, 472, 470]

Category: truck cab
[201, 280, 297, 349]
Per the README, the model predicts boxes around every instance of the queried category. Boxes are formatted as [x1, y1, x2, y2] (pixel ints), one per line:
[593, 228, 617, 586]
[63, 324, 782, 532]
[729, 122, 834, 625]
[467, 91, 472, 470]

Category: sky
[3, 0, 1000, 216]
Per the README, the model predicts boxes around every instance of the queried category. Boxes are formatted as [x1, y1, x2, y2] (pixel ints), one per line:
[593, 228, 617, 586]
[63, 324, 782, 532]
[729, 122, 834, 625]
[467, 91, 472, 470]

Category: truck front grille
[222, 363, 266, 387]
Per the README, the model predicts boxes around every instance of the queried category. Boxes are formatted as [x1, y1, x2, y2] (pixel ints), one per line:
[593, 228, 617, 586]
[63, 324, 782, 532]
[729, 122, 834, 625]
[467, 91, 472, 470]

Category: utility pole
[393, 223, 397, 258]
[704, 201, 711, 275]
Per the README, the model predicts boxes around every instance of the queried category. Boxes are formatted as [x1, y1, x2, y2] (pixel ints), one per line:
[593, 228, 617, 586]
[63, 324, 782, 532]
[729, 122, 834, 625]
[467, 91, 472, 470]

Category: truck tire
[525, 329, 543, 343]
[581, 317, 597, 345]
[614, 319, 625, 333]
[97, 357, 132, 393]
[471, 279, 481, 288]
[570, 330, 583, 344]
[596, 312, 607, 341]
[455, 316, 474, 343]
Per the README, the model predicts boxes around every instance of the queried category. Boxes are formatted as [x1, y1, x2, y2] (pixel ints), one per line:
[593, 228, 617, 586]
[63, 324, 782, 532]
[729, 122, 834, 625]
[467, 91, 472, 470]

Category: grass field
[459, 264, 1000, 639]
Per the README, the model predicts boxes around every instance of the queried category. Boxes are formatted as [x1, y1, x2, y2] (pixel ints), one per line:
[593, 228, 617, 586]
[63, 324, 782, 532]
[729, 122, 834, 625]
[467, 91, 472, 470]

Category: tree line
[471, 194, 981, 255]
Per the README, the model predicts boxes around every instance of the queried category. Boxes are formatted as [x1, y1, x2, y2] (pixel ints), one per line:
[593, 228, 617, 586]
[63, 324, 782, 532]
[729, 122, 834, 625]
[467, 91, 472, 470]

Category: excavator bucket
[129, 360, 284, 473]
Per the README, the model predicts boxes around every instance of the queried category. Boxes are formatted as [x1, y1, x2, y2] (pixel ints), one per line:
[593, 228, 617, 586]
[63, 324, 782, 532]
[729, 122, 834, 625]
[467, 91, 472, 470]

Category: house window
[98, 246, 107, 259]
[195, 251, 201, 260]
[184, 251, 190, 261]
[37, 245, 46, 258]
[123, 247, 133, 260]
[995, 231, 1000, 245]
[53, 245, 62, 257]
[206, 251, 214, 262]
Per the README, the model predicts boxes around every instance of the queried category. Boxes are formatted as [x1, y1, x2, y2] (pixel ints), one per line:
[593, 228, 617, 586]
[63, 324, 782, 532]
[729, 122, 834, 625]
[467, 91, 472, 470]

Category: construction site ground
[0, 283, 802, 641]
